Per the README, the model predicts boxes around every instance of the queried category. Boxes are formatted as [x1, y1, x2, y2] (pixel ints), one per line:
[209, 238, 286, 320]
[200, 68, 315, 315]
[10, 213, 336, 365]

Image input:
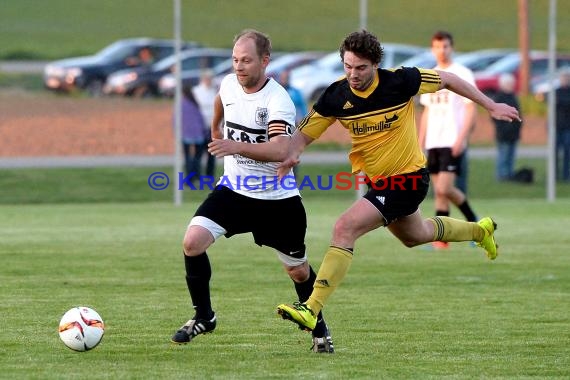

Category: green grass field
[1, 0, 569, 59]
[0, 159, 568, 204]
[1, 198, 569, 379]
[2, 2, 570, 377]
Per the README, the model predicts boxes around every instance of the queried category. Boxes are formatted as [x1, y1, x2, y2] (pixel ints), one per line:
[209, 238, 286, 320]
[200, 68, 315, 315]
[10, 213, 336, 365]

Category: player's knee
[332, 218, 353, 241]
[182, 235, 207, 256]
[183, 225, 215, 256]
[285, 262, 309, 283]
[434, 187, 451, 199]
[397, 226, 432, 248]
[400, 238, 421, 248]
[182, 237, 197, 256]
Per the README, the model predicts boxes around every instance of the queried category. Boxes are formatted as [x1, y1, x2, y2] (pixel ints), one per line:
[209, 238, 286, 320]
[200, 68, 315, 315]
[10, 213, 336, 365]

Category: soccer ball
[58, 306, 105, 352]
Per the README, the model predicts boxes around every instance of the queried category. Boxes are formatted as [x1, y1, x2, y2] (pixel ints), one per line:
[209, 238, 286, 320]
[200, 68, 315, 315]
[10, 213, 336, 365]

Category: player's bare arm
[277, 129, 314, 179]
[208, 128, 290, 162]
[437, 70, 521, 122]
[211, 94, 224, 140]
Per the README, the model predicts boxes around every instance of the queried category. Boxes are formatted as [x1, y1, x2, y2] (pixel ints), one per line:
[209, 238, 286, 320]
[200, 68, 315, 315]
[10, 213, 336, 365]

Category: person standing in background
[179, 86, 206, 181]
[492, 73, 522, 181]
[423, 32, 473, 194]
[418, 30, 479, 249]
[279, 69, 308, 125]
[193, 69, 218, 177]
[279, 69, 308, 179]
[555, 70, 570, 182]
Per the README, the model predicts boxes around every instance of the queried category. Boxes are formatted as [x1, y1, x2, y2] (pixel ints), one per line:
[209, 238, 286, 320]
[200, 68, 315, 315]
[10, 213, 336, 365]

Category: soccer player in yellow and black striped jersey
[277, 30, 521, 341]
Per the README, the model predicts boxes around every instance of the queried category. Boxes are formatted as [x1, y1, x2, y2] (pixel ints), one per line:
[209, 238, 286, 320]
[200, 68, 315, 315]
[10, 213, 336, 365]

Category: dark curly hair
[431, 30, 454, 47]
[339, 30, 384, 65]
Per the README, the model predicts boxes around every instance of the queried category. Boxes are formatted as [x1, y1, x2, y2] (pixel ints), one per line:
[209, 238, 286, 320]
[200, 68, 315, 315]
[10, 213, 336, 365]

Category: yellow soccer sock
[306, 246, 353, 315]
[429, 216, 484, 242]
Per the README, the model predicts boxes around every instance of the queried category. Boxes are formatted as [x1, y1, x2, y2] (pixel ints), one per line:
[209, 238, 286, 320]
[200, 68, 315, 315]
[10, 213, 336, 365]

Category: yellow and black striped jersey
[298, 67, 441, 178]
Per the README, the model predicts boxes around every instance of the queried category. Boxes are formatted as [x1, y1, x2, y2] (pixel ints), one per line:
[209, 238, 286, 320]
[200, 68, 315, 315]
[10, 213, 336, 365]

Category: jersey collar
[350, 70, 379, 98]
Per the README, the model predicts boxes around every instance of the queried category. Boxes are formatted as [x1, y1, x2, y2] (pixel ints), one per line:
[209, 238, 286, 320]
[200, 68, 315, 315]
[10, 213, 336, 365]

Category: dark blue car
[43, 37, 201, 96]
[104, 48, 231, 97]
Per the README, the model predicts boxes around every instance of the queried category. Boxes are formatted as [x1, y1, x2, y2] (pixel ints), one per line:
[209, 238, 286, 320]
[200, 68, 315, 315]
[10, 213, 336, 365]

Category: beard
[237, 73, 261, 90]
[349, 75, 373, 91]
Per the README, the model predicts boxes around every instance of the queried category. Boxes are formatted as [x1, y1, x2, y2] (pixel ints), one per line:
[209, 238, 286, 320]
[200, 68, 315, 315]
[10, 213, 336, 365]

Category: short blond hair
[233, 29, 272, 58]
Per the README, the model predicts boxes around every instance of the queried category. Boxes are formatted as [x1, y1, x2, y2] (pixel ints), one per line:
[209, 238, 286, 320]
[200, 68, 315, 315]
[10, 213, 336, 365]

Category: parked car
[104, 48, 232, 97]
[210, 51, 289, 86]
[157, 51, 308, 97]
[532, 67, 570, 101]
[398, 48, 515, 73]
[158, 57, 234, 97]
[474, 51, 570, 95]
[289, 43, 427, 103]
[455, 49, 517, 73]
[265, 51, 327, 80]
[43, 38, 201, 96]
[397, 51, 436, 69]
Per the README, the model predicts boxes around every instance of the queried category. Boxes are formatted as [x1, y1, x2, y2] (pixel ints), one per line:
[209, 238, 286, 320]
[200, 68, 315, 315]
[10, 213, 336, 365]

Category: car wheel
[86, 80, 104, 97]
[132, 85, 151, 98]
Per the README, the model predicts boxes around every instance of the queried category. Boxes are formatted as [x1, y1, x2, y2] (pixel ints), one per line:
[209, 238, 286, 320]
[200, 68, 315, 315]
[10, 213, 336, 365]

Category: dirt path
[0, 89, 547, 157]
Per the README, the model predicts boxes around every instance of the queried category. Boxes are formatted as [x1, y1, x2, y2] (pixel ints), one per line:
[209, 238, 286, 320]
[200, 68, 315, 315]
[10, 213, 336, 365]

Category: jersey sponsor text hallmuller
[350, 114, 399, 135]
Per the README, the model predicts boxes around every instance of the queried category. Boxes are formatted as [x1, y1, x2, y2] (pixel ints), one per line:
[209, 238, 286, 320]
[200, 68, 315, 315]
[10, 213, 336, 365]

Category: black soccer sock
[458, 200, 477, 222]
[294, 265, 326, 337]
[436, 210, 450, 217]
[293, 265, 316, 303]
[184, 252, 214, 320]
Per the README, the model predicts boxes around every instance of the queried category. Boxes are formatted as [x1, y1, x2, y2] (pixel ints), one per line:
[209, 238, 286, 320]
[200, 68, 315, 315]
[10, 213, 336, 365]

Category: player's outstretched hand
[489, 102, 522, 123]
[277, 157, 299, 180]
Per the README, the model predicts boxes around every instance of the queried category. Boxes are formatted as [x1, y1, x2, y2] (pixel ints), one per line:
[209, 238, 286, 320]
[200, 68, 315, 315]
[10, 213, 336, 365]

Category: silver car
[289, 43, 428, 104]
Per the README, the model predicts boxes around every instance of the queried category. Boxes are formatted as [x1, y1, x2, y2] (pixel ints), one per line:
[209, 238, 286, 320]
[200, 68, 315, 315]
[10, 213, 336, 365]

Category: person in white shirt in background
[418, 30, 479, 250]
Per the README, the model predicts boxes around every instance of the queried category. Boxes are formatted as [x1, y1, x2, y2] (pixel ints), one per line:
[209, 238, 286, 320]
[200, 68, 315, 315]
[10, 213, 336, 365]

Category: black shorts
[194, 186, 306, 257]
[427, 147, 463, 175]
[363, 168, 430, 225]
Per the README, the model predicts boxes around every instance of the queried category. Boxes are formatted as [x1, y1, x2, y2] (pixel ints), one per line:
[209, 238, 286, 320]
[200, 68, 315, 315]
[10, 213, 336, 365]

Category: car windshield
[213, 59, 233, 75]
[152, 51, 228, 72]
[455, 52, 503, 72]
[174, 57, 232, 80]
[267, 54, 307, 72]
[401, 52, 435, 69]
[96, 41, 138, 62]
[153, 55, 179, 71]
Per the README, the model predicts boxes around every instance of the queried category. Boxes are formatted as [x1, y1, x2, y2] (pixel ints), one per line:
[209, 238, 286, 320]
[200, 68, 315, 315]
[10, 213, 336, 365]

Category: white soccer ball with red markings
[58, 306, 105, 352]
